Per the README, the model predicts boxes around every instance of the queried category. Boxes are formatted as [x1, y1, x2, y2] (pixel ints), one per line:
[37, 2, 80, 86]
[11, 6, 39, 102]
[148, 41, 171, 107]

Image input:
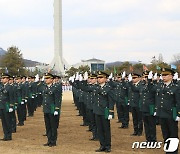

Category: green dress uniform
[42, 73, 61, 147]
[79, 71, 115, 152]
[109, 78, 129, 128]
[0, 74, 14, 140]
[129, 72, 156, 142]
[53, 81, 62, 129]
[128, 74, 143, 136]
[15, 80, 25, 126]
[155, 68, 180, 154]
[27, 79, 34, 117]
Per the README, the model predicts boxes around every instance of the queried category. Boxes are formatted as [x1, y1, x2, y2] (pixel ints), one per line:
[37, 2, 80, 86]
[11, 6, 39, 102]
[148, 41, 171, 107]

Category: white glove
[9, 108, 13, 112]
[54, 111, 58, 116]
[160, 75, 163, 80]
[71, 77, 74, 83]
[128, 74, 132, 82]
[69, 76, 72, 82]
[108, 115, 113, 120]
[25, 99, 27, 103]
[148, 71, 153, 79]
[41, 76, 45, 81]
[153, 73, 157, 80]
[75, 72, 79, 80]
[173, 72, 178, 80]
[83, 71, 88, 80]
[175, 116, 180, 121]
[108, 73, 113, 79]
[32, 96, 34, 98]
[153, 112, 156, 116]
[122, 71, 126, 79]
[79, 74, 83, 81]
[127, 103, 129, 106]
[21, 101, 24, 105]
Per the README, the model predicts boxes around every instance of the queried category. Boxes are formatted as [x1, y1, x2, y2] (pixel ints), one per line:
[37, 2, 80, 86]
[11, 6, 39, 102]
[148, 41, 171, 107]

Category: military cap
[97, 71, 109, 78]
[161, 68, 175, 75]
[142, 71, 149, 78]
[9, 75, 15, 80]
[54, 75, 61, 79]
[90, 73, 97, 79]
[116, 73, 122, 78]
[132, 73, 141, 79]
[28, 76, 33, 79]
[44, 73, 54, 79]
[1, 73, 10, 78]
[15, 75, 21, 79]
[21, 75, 27, 79]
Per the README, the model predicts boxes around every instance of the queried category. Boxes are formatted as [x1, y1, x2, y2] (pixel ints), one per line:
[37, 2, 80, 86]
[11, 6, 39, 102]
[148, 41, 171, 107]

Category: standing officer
[0, 73, 14, 141]
[109, 72, 129, 128]
[128, 73, 143, 136]
[42, 73, 62, 147]
[78, 71, 114, 152]
[155, 68, 180, 154]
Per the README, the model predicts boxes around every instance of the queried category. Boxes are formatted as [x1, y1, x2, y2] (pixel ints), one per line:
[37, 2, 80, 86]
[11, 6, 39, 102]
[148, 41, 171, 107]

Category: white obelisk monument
[51, 0, 66, 75]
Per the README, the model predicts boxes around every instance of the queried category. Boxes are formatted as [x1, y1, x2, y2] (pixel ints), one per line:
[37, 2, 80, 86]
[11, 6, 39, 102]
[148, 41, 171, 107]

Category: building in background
[73, 58, 105, 72]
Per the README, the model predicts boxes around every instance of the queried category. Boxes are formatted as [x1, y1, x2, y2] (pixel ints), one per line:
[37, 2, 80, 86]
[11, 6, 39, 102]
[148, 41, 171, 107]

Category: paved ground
[0, 91, 178, 153]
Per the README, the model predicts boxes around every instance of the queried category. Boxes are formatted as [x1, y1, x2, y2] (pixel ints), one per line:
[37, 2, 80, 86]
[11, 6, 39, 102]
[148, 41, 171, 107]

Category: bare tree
[173, 53, 180, 65]
[158, 53, 163, 63]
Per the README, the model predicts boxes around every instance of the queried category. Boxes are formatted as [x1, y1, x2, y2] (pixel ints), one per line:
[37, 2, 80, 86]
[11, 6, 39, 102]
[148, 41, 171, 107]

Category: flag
[171, 64, 177, 69]
[113, 66, 117, 74]
[143, 65, 148, 71]
[156, 65, 161, 70]
[129, 65, 133, 72]
[5, 67, 8, 73]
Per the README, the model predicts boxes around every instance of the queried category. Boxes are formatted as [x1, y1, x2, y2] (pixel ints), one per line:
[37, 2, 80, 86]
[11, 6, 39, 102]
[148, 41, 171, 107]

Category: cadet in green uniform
[155, 68, 180, 154]
[15, 76, 25, 126]
[87, 73, 98, 140]
[9, 76, 17, 132]
[0, 73, 14, 141]
[128, 73, 143, 136]
[109, 73, 129, 128]
[53, 75, 62, 129]
[42, 73, 61, 147]
[78, 71, 114, 152]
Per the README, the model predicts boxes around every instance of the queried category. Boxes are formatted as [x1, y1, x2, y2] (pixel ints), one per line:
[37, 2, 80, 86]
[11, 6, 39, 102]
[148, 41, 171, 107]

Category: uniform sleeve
[54, 88, 61, 110]
[176, 86, 180, 117]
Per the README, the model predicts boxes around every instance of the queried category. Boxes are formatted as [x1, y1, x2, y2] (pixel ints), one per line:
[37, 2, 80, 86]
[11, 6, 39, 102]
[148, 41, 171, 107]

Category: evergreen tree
[1, 46, 25, 75]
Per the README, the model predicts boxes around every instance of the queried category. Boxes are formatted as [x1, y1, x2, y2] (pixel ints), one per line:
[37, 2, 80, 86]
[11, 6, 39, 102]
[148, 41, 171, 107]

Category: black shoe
[3, 138, 12, 141]
[12, 130, 16, 133]
[105, 148, 111, 153]
[43, 143, 50, 146]
[137, 132, 142, 136]
[17, 123, 24, 126]
[49, 143, 56, 147]
[89, 137, 98, 141]
[95, 146, 106, 152]
[131, 132, 138, 136]
[86, 128, 92, 132]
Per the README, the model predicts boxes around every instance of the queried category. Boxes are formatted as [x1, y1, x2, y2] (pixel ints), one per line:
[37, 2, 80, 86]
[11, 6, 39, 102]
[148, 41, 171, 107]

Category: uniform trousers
[95, 114, 111, 149]
[44, 113, 58, 145]
[160, 118, 178, 154]
[0, 109, 12, 139]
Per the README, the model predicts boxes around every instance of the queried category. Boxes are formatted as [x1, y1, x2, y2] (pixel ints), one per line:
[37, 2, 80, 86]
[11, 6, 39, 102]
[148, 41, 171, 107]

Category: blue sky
[0, 0, 180, 65]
